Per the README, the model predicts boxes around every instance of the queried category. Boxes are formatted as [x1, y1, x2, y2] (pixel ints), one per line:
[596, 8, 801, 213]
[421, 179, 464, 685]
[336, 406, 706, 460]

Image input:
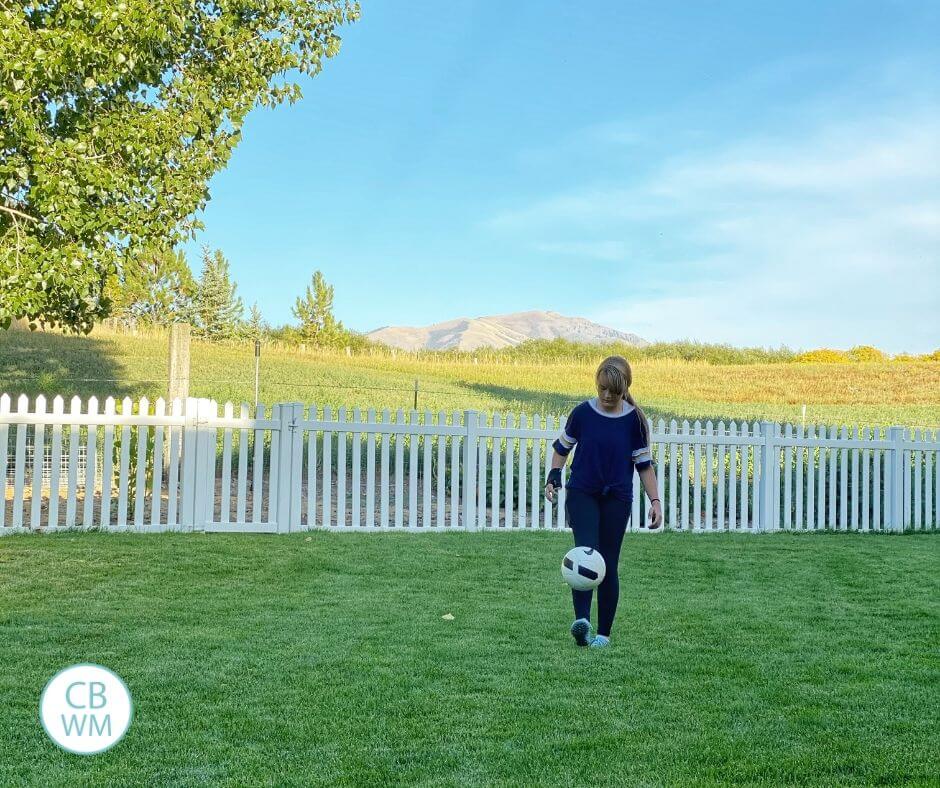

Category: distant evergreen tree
[292, 270, 344, 345]
[103, 244, 195, 324]
[246, 302, 268, 341]
[192, 247, 244, 340]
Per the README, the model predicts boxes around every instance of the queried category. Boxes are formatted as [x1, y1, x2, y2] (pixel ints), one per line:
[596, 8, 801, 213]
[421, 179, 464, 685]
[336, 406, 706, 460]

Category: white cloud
[486, 104, 940, 353]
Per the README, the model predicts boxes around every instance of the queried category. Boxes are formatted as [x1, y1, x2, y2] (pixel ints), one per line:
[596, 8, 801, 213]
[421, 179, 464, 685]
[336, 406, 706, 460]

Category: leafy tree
[191, 247, 243, 340]
[103, 243, 195, 324]
[292, 270, 343, 345]
[0, 0, 359, 332]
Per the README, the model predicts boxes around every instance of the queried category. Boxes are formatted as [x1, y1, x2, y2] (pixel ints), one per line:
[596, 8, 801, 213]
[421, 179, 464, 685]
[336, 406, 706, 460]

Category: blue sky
[182, 0, 940, 353]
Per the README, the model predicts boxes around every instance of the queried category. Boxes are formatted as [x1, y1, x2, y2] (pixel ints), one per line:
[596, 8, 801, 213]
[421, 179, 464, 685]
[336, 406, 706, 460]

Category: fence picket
[152, 398, 166, 528]
[655, 417, 665, 529]
[902, 428, 912, 528]
[29, 395, 47, 530]
[713, 421, 724, 530]
[839, 425, 849, 530]
[912, 429, 922, 530]
[221, 402, 233, 524]
[816, 425, 826, 529]
[860, 427, 870, 531]
[680, 420, 690, 530]
[827, 424, 837, 528]
[380, 409, 390, 529]
[924, 430, 940, 528]
[901, 429, 913, 528]
[436, 411, 446, 528]
[504, 414, 515, 530]
[850, 425, 859, 531]
[750, 421, 760, 531]
[795, 424, 804, 530]
[449, 410, 460, 529]
[407, 409, 417, 529]
[668, 419, 678, 529]
[323, 405, 334, 528]
[705, 421, 714, 530]
[65, 396, 81, 528]
[48, 396, 64, 529]
[338, 407, 348, 528]
[0, 394, 8, 530]
[872, 427, 882, 530]
[491, 413, 502, 529]
[367, 408, 377, 528]
[167, 399, 182, 528]
[735, 422, 746, 529]
[783, 424, 793, 530]
[236, 403, 249, 524]
[518, 414, 528, 529]
[393, 409, 403, 528]
[423, 409, 432, 529]
[352, 408, 363, 529]
[82, 396, 98, 527]
[693, 420, 702, 530]
[935, 429, 939, 529]
[99, 397, 115, 529]
[12, 395, 28, 528]
[133, 397, 150, 528]
[530, 414, 542, 529]
[252, 403, 265, 524]
[728, 421, 737, 530]
[541, 415, 552, 529]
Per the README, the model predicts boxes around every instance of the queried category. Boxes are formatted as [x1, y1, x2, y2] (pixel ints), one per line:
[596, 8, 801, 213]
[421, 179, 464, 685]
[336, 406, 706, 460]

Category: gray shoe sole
[570, 619, 592, 647]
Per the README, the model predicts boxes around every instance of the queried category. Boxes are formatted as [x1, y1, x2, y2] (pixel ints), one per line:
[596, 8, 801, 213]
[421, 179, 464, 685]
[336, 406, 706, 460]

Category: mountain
[365, 310, 648, 351]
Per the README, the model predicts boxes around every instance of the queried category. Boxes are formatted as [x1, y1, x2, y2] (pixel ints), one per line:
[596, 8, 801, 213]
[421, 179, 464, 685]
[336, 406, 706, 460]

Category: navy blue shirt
[552, 398, 653, 503]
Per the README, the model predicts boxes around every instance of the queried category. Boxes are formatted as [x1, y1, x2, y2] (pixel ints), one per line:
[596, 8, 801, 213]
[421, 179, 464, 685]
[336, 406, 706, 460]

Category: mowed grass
[1, 327, 939, 428]
[0, 531, 937, 786]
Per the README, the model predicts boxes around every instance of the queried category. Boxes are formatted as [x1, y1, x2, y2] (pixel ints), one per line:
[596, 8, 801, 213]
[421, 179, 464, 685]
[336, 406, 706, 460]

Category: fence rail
[1, 394, 938, 535]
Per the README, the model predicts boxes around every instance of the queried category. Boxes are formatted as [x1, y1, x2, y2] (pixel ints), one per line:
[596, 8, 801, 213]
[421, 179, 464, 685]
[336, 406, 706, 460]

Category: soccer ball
[561, 546, 606, 591]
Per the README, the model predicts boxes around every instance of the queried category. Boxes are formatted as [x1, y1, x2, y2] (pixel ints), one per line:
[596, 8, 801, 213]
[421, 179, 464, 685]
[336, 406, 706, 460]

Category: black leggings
[565, 488, 630, 637]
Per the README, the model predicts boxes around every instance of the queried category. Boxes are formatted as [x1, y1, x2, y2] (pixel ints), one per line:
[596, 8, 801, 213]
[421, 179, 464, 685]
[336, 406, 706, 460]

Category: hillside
[0, 328, 937, 429]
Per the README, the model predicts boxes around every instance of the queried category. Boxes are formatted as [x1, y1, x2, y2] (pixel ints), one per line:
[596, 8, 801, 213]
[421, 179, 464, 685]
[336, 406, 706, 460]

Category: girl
[544, 355, 662, 648]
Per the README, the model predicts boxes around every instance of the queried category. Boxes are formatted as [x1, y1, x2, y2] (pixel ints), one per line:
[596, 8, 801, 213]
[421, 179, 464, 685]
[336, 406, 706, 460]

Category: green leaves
[1, 0, 359, 332]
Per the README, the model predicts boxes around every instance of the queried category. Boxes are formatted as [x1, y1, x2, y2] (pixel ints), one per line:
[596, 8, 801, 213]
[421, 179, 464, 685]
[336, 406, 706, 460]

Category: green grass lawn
[1, 532, 938, 786]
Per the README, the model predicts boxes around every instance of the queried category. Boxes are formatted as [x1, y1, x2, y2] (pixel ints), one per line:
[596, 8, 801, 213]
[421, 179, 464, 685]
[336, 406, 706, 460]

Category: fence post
[759, 421, 776, 532]
[462, 410, 479, 531]
[275, 403, 303, 533]
[180, 397, 214, 531]
[887, 426, 905, 532]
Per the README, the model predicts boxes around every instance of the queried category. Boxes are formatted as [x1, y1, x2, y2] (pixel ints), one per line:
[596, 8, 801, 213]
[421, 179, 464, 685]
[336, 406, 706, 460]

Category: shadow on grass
[463, 382, 772, 426]
[462, 383, 586, 417]
[0, 328, 134, 402]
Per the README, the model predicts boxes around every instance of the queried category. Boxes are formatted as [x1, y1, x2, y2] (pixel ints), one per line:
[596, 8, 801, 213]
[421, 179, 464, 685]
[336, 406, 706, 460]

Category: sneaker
[570, 618, 593, 647]
[589, 635, 610, 649]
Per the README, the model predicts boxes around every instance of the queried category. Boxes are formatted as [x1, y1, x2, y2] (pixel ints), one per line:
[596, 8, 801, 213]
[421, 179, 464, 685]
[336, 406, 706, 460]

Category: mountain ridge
[366, 310, 648, 351]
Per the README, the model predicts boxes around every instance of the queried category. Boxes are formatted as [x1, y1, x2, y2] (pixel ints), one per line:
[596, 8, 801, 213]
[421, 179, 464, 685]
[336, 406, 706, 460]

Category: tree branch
[0, 204, 39, 223]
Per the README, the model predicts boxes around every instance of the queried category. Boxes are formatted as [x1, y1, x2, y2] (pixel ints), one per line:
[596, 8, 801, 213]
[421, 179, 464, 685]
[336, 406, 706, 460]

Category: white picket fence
[1, 393, 938, 535]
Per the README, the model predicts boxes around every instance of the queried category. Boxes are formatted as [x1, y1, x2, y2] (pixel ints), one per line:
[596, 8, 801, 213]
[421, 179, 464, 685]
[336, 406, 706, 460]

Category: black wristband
[546, 468, 562, 489]
[650, 498, 660, 503]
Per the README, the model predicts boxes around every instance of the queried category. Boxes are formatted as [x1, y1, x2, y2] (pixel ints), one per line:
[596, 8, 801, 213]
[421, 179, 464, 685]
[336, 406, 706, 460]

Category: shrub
[848, 345, 886, 362]
[794, 349, 852, 364]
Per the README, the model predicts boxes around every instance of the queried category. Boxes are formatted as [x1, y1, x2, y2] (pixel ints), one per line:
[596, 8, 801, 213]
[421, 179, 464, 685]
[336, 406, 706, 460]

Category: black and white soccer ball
[561, 546, 606, 591]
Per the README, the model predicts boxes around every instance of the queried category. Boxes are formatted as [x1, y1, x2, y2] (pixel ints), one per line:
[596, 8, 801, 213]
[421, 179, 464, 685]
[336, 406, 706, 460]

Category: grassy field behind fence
[0, 531, 937, 786]
[1, 328, 938, 429]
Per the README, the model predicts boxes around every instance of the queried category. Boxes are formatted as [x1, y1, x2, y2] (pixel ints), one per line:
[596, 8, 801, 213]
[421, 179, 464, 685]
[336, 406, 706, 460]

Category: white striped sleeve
[632, 445, 653, 467]
[553, 407, 582, 457]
